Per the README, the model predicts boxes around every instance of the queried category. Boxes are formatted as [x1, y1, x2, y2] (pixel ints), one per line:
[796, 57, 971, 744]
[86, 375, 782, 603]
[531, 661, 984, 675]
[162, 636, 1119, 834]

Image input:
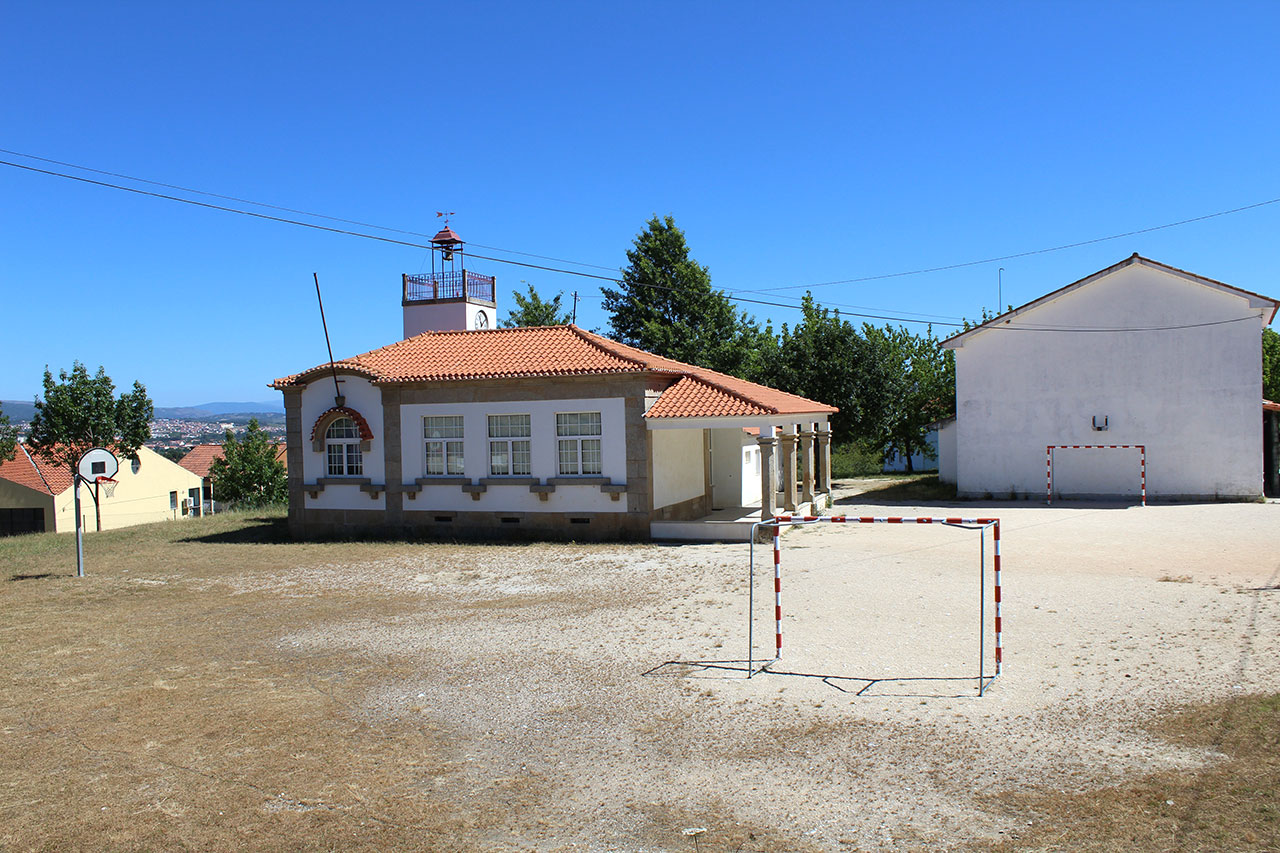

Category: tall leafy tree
[861, 325, 955, 471]
[26, 362, 153, 471]
[1264, 327, 1280, 402]
[208, 419, 287, 508]
[502, 282, 572, 327]
[602, 215, 767, 376]
[759, 294, 864, 443]
[0, 404, 18, 463]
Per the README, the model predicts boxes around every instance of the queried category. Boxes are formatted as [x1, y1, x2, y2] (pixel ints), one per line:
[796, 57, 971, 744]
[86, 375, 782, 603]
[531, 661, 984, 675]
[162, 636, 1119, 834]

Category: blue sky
[3, 2, 1278, 406]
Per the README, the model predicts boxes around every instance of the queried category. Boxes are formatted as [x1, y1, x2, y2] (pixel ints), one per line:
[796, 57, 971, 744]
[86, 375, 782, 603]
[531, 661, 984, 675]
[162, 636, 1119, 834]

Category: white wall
[938, 420, 957, 484]
[400, 397, 628, 513]
[652, 428, 705, 510]
[301, 376, 387, 511]
[403, 301, 498, 337]
[710, 428, 760, 507]
[949, 263, 1267, 499]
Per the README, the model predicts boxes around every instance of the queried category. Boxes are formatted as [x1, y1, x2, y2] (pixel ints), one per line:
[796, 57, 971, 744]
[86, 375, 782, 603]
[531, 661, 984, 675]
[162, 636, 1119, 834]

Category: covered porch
[647, 417, 834, 542]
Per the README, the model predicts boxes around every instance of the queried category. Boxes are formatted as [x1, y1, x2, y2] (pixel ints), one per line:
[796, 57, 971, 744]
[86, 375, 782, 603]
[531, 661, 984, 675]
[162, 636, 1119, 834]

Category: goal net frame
[748, 514, 1003, 697]
[1046, 444, 1146, 506]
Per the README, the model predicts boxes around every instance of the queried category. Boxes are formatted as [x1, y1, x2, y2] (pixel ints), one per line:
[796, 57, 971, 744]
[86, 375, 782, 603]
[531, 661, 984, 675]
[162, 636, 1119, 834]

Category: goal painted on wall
[1046, 444, 1146, 506]
[747, 514, 1003, 697]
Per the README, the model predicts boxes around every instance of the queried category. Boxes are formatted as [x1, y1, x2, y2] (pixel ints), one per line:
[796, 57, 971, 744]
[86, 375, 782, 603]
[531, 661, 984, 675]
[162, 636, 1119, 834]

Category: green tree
[602, 215, 767, 377]
[0, 404, 18, 463]
[208, 418, 287, 508]
[861, 325, 955, 471]
[759, 294, 865, 443]
[27, 362, 153, 471]
[1264, 327, 1280, 402]
[502, 282, 572, 327]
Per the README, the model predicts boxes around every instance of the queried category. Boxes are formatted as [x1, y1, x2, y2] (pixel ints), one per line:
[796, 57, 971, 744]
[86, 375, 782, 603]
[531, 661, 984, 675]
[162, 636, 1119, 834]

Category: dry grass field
[1, 491, 1278, 851]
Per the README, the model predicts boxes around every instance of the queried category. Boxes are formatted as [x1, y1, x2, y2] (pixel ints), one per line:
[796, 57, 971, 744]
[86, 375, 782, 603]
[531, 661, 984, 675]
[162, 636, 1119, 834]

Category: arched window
[326, 417, 364, 476]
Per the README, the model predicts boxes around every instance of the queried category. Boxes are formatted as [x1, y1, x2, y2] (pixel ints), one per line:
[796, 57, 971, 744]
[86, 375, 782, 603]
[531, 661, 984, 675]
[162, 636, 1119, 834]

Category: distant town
[1, 401, 285, 458]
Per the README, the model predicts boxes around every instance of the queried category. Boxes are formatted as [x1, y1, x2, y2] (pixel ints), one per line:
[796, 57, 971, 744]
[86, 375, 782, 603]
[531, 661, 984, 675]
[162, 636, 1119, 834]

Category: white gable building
[941, 254, 1278, 501]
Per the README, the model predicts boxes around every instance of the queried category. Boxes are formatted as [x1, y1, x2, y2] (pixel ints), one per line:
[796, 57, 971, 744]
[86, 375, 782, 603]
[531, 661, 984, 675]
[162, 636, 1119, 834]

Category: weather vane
[436, 210, 456, 227]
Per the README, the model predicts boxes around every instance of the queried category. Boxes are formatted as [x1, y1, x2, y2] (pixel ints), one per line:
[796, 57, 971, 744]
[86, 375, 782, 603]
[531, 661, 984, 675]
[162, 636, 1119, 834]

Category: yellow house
[0, 445, 204, 535]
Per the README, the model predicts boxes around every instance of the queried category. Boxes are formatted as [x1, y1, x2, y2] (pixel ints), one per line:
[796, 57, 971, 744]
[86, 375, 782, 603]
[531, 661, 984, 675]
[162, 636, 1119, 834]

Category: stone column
[816, 422, 832, 495]
[779, 425, 797, 513]
[382, 387, 403, 528]
[756, 426, 777, 521]
[283, 389, 305, 538]
[799, 426, 815, 505]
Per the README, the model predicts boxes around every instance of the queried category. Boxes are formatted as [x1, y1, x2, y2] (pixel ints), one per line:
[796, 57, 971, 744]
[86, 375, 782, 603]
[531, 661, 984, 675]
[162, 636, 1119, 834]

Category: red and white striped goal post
[749, 514, 1003, 696]
[1046, 444, 1146, 506]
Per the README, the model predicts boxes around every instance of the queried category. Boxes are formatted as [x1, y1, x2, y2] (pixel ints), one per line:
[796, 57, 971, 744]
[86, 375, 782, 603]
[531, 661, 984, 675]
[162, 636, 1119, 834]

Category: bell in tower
[401, 216, 498, 338]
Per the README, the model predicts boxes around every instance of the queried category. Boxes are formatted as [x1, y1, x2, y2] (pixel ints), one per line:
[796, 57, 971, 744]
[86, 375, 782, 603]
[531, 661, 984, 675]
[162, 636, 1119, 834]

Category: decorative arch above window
[310, 406, 374, 453]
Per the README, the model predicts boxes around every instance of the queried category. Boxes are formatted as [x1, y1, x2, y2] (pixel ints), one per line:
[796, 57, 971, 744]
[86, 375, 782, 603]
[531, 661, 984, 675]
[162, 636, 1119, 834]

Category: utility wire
[0, 158, 1266, 334]
[737, 197, 1280, 295]
[6, 147, 1278, 297]
[0, 147, 619, 272]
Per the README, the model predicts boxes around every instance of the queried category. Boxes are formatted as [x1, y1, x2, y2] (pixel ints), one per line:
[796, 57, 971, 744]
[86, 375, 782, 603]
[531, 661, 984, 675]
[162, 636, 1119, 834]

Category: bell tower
[402, 220, 498, 338]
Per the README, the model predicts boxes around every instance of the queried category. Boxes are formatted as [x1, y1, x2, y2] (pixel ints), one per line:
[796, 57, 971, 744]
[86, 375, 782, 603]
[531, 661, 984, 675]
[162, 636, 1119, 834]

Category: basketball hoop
[96, 476, 118, 498]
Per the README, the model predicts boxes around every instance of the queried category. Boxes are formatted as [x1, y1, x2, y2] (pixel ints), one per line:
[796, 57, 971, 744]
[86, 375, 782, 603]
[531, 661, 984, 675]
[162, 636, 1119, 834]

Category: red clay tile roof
[178, 442, 288, 478]
[0, 445, 74, 496]
[178, 444, 223, 478]
[274, 325, 836, 419]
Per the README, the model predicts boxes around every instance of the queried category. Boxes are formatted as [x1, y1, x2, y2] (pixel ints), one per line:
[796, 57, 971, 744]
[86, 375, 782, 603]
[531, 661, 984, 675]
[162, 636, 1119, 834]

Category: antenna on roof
[313, 273, 344, 407]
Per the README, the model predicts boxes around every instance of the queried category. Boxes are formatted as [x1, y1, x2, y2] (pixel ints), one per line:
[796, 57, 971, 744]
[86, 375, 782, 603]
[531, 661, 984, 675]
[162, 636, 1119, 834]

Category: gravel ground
[252, 489, 1280, 851]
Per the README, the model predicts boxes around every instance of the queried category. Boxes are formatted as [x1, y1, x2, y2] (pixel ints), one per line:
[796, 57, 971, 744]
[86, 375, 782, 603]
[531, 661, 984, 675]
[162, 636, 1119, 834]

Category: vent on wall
[434, 516, 453, 523]
[500, 517, 521, 524]
[569, 517, 591, 524]
[1092, 415, 1109, 431]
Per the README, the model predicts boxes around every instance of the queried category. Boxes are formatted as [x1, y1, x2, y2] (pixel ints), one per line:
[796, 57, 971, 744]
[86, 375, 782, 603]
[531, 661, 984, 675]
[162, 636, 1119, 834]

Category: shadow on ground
[178, 515, 291, 544]
[643, 659, 995, 699]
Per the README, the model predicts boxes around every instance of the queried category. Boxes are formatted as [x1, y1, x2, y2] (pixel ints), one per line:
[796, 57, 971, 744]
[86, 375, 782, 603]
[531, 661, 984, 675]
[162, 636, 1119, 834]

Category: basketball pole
[73, 473, 85, 578]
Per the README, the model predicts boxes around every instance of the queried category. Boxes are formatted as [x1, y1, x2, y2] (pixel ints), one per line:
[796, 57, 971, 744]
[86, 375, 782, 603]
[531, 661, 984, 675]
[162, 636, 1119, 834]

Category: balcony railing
[404, 270, 495, 304]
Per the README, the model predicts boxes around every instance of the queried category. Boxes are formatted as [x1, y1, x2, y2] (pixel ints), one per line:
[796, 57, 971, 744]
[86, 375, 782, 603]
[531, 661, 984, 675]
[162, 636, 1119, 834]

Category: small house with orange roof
[272, 228, 835, 541]
[0, 444, 204, 535]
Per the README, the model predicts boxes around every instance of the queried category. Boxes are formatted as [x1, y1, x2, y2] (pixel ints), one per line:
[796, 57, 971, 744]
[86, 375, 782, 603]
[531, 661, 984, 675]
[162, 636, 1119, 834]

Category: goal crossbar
[1046, 444, 1146, 506]
[748, 515, 1003, 697]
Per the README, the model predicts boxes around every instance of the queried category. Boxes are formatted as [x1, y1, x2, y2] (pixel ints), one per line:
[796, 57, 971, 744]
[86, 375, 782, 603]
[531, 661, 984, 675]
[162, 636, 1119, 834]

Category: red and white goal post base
[1046, 444, 1146, 506]
[748, 515, 1003, 697]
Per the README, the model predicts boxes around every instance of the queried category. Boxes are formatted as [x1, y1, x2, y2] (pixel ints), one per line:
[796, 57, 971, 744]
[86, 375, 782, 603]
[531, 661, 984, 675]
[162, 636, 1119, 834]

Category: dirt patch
[1, 499, 1278, 850]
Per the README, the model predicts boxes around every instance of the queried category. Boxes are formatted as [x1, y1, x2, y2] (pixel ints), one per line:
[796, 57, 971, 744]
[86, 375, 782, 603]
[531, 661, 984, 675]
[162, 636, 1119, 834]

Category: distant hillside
[192, 401, 284, 415]
[0, 400, 35, 421]
[4, 399, 282, 425]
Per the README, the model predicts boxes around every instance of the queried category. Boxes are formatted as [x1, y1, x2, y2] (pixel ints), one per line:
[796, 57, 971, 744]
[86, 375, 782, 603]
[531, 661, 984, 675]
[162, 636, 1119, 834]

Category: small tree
[0, 404, 18, 463]
[208, 419, 287, 508]
[26, 362, 153, 531]
[1264, 327, 1280, 402]
[502, 282, 572, 327]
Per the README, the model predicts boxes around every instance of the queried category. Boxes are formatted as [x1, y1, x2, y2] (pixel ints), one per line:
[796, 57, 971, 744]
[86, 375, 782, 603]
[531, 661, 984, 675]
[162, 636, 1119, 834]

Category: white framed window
[488, 414, 531, 476]
[556, 411, 602, 476]
[325, 417, 364, 476]
[424, 416, 464, 476]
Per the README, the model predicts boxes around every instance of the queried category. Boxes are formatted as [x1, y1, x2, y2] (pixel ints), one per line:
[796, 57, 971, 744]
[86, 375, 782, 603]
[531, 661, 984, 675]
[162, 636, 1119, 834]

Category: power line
[7, 147, 1278, 301]
[0, 158, 1266, 335]
[737, 197, 1280, 295]
[0, 147, 620, 273]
